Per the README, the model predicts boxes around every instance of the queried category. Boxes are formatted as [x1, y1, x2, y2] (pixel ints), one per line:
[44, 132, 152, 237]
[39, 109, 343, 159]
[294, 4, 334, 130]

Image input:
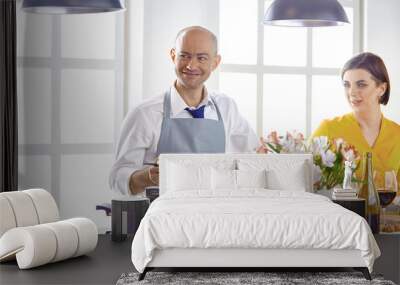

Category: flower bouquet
[264, 131, 306, 154]
[263, 131, 360, 191]
[310, 136, 360, 190]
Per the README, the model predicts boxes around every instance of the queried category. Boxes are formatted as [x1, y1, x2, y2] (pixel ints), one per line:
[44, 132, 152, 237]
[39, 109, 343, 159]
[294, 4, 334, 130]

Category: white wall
[364, 0, 400, 123]
[16, 1, 125, 233]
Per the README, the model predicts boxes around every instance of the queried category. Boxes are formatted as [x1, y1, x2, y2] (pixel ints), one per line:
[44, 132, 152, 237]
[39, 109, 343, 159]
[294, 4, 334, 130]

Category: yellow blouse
[311, 113, 400, 197]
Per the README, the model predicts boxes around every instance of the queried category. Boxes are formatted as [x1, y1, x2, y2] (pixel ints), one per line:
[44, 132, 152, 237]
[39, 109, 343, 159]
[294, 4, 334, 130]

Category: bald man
[110, 26, 262, 195]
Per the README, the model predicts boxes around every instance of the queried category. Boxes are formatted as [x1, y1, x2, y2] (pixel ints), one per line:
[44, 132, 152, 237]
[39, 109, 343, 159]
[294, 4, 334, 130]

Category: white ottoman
[0, 189, 98, 269]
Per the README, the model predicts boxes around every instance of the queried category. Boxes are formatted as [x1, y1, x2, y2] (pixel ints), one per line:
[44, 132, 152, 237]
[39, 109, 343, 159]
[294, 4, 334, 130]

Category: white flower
[342, 148, 356, 162]
[321, 149, 336, 167]
[294, 143, 306, 153]
[335, 138, 344, 150]
[265, 130, 306, 154]
[282, 137, 295, 153]
[312, 136, 329, 153]
[313, 164, 322, 183]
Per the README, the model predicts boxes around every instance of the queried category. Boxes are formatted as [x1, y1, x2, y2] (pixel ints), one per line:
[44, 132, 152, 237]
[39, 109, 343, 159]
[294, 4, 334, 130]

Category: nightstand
[374, 233, 400, 284]
[332, 198, 365, 218]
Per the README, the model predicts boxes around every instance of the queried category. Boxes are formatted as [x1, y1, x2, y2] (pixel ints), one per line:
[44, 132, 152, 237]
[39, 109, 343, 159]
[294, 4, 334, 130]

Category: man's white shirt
[109, 85, 259, 195]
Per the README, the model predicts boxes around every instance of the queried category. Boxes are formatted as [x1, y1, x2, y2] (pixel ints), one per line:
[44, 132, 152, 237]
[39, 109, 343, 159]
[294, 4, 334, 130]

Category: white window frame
[218, 0, 362, 137]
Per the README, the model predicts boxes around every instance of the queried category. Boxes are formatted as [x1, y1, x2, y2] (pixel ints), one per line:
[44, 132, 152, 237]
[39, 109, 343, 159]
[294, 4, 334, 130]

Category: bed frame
[138, 154, 372, 281]
[140, 248, 371, 280]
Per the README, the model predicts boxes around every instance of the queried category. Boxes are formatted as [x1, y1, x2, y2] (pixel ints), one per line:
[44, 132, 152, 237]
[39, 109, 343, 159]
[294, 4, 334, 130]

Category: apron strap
[162, 91, 172, 119]
[210, 96, 223, 122]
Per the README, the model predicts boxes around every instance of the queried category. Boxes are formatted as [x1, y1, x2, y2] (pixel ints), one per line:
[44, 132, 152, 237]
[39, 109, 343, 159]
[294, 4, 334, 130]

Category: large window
[218, 0, 361, 136]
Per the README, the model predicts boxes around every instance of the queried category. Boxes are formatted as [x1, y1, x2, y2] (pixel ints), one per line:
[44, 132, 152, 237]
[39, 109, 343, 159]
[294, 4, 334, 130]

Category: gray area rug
[116, 271, 396, 285]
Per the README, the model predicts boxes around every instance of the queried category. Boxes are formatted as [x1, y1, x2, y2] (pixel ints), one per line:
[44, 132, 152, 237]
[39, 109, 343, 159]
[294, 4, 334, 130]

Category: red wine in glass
[378, 190, 397, 232]
[378, 190, 397, 207]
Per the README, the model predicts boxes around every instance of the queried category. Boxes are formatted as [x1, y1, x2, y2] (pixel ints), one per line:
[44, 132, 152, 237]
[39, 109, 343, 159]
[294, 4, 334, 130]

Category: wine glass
[375, 170, 398, 231]
[385, 170, 398, 192]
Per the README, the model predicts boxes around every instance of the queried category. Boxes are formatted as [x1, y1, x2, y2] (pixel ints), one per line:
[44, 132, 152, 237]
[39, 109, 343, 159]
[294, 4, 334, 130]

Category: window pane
[219, 0, 257, 64]
[312, 8, 354, 68]
[219, 72, 257, 131]
[263, 74, 306, 135]
[311, 75, 352, 132]
[263, 1, 307, 66]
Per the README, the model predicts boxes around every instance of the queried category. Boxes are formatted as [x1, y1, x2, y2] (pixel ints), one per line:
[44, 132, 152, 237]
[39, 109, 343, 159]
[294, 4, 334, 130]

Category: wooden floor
[0, 235, 134, 285]
[1, 234, 398, 285]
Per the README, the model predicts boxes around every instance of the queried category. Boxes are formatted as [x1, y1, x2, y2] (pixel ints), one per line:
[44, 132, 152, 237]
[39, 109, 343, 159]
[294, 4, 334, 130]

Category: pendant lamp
[22, 0, 125, 14]
[263, 0, 349, 27]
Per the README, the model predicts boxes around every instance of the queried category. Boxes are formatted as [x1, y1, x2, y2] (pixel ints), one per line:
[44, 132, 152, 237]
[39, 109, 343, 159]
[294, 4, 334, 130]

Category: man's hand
[148, 166, 159, 185]
[256, 137, 269, 153]
[129, 166, 159, 194]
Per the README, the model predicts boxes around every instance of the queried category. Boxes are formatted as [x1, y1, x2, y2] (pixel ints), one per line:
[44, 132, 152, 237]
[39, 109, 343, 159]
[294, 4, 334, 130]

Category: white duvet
[131, 190, 380, 273]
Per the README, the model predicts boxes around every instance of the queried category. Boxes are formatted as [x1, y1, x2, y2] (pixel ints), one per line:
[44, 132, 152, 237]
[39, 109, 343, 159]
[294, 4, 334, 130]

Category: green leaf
[266, 142, 282, 153]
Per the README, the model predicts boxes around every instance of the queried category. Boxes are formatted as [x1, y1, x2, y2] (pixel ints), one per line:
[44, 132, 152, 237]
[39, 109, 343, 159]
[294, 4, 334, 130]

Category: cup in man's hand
[145, 186, 159, 203]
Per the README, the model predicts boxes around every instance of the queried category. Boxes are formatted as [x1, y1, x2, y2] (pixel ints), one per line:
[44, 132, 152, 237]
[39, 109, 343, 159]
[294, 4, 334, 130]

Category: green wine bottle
[359, 152, 380, 233]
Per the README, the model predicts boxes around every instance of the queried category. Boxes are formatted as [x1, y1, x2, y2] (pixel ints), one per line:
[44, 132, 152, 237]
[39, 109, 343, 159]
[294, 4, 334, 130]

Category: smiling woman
[311, 52, 400, 208]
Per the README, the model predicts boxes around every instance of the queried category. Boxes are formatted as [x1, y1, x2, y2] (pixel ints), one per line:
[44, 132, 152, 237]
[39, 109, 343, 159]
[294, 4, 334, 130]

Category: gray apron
[156, 90, 225, 154]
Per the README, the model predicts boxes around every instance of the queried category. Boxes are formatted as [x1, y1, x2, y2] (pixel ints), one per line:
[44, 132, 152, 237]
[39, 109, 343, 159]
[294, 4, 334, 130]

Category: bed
[131, 153, 380, 280]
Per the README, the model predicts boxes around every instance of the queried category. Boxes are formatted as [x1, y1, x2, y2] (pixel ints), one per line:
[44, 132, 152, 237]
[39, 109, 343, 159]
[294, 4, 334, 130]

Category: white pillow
[238, 159, 308, 191]
[167, 163, 211, 192]
[211, 168, 268, 191]
[211, 168, 236, 191]
[236, 169, 267, 189]
[266, 166, 306, 191]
